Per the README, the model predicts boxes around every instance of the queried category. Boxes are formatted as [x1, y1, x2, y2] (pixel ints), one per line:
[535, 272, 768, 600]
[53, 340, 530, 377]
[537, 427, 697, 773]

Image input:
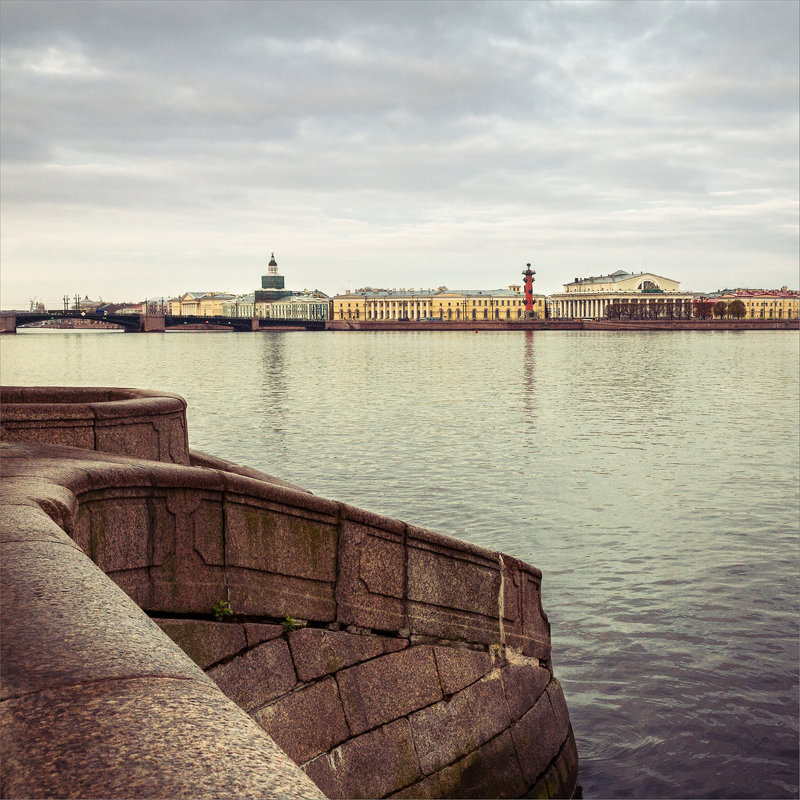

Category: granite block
[337, 646, 442, 735]
[1, 539, 206, 701]
[254, 677, 350, 764]
[303, 718, 420, 799]
[433, 646, 492, 695]
[381, 636, 409, 654]
[501, 656, 551, 722]
[406, 600, 498, 647]
[0, 420, 95, 450]
[288, 627, 384, 682]
[244, 622, 285, 647]
[207, 638, 296, 713]
[408, 670, 511, 775]
[0, 502, 78, 548]
[335, 512, 407, 632]
[155, 619, 247, 669]
[392, 729, 526, 799]
[227, 567, 337, 622]
[509, 687, 564, 786]
[225, 497, 338, 581]
[501, 554, 551, 661]
[0, 477, 78, 532]
[94, 420, 161, 462]
[1, 676, 324, 799]
[546, 679, 571, 734]
[86, 494, 151, 572]
[406, 526, 500, 618]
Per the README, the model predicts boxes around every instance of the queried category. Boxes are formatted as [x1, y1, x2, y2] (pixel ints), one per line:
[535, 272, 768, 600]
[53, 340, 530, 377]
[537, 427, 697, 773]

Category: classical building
[549, 270, 695, 319]
[170, 291, 237, 317]
[262, 291, 330, 321]
[217, 253, 330, 320]
[714, 288, 798, 320]
[332, 286, 545, 321]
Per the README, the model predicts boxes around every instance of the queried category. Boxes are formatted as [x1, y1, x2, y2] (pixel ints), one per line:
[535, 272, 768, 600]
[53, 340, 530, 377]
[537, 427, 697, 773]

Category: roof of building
[335, 287, 527, 299]
[268, 293, 330, 304]
[565, 270, 674, 286]
[717, 288, 798, 298]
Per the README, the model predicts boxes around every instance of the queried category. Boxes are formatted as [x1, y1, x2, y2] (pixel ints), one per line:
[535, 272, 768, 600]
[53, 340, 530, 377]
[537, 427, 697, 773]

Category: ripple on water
[1, 328, 798, 799]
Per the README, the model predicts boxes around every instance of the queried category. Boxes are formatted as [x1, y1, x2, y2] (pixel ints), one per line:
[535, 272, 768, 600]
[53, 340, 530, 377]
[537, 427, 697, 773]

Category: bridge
[1, 311, 325, 333]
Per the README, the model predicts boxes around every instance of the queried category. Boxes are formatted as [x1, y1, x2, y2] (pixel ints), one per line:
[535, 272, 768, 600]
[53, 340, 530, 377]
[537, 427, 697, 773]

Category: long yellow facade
[717, 290, 798, 319]
[332, 287, 545, 321]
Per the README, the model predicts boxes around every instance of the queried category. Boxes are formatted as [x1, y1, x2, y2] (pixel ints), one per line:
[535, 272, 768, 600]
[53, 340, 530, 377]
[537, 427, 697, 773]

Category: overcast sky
[1, 0, 798, 307]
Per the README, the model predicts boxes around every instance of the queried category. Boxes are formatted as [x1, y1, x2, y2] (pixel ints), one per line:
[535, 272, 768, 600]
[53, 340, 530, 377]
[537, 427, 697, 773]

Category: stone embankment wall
[1, 386, 578, 799]
[0, 386, 190, 463]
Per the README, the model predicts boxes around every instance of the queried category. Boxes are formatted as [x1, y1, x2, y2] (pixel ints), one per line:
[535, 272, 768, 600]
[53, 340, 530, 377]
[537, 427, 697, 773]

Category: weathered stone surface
[0, 477, 78, 533]
[501, 554, 551, 661]
[288, 627, 385, 682]
[227, 567, 337, 623]
[0, 387, 190, 464]
[190, 448, 309, 492]
[224, 497, 338, 581]
[337, 645, 442, 735]
[434, 646, 492, 695]
[0, 501, 79, 548]
[303, 718, 421, 798]
[85, 492, 152, 572]
[207, 638, 296, 713]
[1, 392, 576, 800]
[155, 620, 247, 669]
[392, 729, 526, 799]
[1, 539, 205, 701]
[244, 622, 285, 647]
[254, 677, 350, 764]
[406, 525, 501, 645]
[524, 726, 578, 799]
[501, 654, 551, 722]
[381, 636, 408, 654]
[509, 686, 565, 786]
[409, 670, 511, 775]
[335, 509, 407, 632]
[1, 677, 323, 799]
[546, 678, 571, 733]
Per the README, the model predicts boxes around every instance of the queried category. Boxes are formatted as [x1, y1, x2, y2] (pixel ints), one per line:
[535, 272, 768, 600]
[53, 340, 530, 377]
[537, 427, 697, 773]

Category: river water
[2, 328, 798, 799]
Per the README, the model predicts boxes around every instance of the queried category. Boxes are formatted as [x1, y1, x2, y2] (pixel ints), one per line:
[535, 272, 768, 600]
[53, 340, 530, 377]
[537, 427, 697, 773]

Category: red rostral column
[523, 263, 536, 316]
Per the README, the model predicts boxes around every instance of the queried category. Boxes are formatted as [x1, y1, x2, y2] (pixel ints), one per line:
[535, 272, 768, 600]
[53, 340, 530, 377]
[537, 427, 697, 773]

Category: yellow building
[332, 286, 544, 321]
[172, 291, 237, 317]
[716, 288, 798, 319]
[550, 270, 695, 319]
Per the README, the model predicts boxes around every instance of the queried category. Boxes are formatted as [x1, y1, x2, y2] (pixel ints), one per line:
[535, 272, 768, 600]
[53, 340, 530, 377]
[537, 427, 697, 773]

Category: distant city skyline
[1, 0, 798, 309]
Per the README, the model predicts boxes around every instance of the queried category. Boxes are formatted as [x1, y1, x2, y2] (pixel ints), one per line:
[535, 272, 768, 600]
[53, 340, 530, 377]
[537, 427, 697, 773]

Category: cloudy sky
[1, 0, 797, 307]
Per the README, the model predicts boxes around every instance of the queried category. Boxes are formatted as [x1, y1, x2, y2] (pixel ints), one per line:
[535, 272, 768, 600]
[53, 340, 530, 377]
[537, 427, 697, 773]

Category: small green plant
[281, 614, 300, 632]
[212, 599, 233, 622]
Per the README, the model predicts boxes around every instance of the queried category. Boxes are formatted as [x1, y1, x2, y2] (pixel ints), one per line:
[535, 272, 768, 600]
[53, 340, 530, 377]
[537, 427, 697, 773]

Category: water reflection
[1, 329, 798, 799]
[259, 332, 289, 441]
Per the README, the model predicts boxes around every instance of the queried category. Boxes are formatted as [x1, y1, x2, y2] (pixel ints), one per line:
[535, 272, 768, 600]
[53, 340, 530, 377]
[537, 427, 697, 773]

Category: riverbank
[326, 318, 798, 331]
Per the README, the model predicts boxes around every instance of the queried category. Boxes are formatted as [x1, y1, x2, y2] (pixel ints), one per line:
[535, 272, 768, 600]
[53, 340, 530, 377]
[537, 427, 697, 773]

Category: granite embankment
[326, 318, 798, 331]
[0, 386, 578, 799]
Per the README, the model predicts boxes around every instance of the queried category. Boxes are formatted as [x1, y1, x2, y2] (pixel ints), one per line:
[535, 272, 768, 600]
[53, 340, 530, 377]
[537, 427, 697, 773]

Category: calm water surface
[2, 328, 798, 799]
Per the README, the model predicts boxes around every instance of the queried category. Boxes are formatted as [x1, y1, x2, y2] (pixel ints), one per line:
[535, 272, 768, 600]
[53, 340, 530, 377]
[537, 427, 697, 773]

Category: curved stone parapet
[0, 387, 578, 799]
[0, 447, 324, 799]
[1, 386, 190, 464]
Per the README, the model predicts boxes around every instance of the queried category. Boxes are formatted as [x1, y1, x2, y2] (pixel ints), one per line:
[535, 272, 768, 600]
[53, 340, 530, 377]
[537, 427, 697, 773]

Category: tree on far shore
[713, 301, 728, 319]
[728, 299, 747, 319]
[694, 300, 714, 319]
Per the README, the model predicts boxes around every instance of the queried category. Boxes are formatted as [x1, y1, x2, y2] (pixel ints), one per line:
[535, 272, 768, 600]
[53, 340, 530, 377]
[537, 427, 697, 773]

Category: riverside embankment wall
[0, 386, 578, 799]
[327, 318, 798, 332]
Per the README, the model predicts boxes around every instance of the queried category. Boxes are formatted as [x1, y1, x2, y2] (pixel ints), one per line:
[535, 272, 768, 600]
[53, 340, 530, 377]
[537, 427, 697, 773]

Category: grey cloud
[0, 0, 797, 305]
